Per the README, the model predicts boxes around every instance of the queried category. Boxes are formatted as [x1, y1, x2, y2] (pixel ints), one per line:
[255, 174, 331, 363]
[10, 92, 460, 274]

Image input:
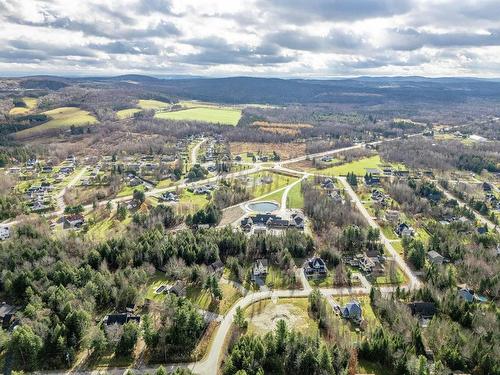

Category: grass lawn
[138, 99, 170, 109]
[116, 108, 141, 119]
[9, 97, 38, 115]
[312, 155, 404, 176]
[144, 272, 174, 302]
[309, 274, 333, 288]
[246, 171, 298, 199]
[358, 360, 396, 375]
[287, 181, 304, 209]
[256, 188, 285, 205]
[391, 241, 404, 255]
[334, 296, 379, 329]
[265, 266, 298, 289]
[16, 107, 98, 137]
[175, 190, 209, 215]
[380, 223, 399, 240]
[117, 184, 145, 197]
[186, 282, 242, 314]
[155, 107, 242, 126]
[245, 298, 318, 336]
[374, 268, 405, 285]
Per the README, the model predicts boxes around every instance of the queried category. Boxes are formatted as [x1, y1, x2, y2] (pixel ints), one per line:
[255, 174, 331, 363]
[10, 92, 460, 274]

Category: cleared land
[155, 107, 242, 125]
[15, 107, 98, 137]
[116, 108, 141, 119]
[230, 141, 306, 160]
[9, 97, 37, 115]
[138, 99, 170, 109]
[301, 154, 405, 176]
[245, 298, 318, 336]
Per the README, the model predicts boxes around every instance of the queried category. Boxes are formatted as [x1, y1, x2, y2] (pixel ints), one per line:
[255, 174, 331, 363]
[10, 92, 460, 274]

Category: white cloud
[0, 0, 499, 77]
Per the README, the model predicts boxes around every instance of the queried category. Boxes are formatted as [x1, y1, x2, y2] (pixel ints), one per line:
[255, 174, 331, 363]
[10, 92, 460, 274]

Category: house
[0, 302, 17, 329]
[290, 212, 305, 229]
[321, 178, 335, 190]
[129, 177, 142, 187]
[395, 223, 414, 238]
[209, 260, 224, 275]
[0, 226, 10, 241]
[253, 259, 269, 277]
[371, 189, 385, 202]
[167, 281, 187, 297]
[365, 175, 381, 186]
[458, 288, 475, 303]
[59, 166, 74, 174]
[103, 312, 140, 327]
[477, 226, 488, 235]
[482, 182, 492, 192]
[321, 155, 333, 162]
[427, 250, 444, 265]
[407, 301, 436, 319]
[341, 300, 362, 322]
[234, 155, 242, 161]
[41, 166, 53, 173]
[303, 257, 327, 278]
[329, 190, 343, 203]
[385, 210, 400, 222]
[63, 214, 85, 229]
[161, 192, 179, 202]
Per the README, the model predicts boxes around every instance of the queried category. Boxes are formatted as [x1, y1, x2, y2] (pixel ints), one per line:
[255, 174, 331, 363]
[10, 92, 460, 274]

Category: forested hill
[9, 75, 500, 105]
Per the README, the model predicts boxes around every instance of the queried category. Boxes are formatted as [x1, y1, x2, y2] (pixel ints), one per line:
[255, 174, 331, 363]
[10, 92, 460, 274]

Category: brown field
[251, 121, 313, 136]
[230, 141, 306, 160]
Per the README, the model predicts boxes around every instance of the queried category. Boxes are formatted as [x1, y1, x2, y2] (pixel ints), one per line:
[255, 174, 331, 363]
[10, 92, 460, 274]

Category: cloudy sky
[1, 0, 500, 77]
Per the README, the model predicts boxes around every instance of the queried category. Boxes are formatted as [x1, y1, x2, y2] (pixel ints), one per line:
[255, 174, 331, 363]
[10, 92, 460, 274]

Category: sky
[1, 0, 500, 78]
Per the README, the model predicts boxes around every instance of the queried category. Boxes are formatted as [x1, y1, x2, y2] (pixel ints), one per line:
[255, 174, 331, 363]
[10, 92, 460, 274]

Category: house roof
[427, 250, 443, 260]
[408, 301, 436, 317]
[256, 259, 268, 267]
[104, 313, 140, 325]
[342, 301, 362, 319]
[65, 214, 84, 222]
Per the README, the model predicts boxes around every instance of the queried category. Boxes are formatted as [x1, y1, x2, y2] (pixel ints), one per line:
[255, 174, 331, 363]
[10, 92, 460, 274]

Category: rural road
[56, 166, 87, 211]
[338, 176, 422, 290]
[434, 183, 499, 233]
[190, 138, 207, 166]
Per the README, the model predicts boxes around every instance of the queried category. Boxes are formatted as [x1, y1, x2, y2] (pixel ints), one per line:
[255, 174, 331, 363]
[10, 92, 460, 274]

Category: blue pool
[248, 201, 279, 213]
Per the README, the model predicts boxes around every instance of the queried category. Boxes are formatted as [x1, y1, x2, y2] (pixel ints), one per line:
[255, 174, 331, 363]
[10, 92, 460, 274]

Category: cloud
[260, 0, 413, 23]
[0, 0, 499, 77]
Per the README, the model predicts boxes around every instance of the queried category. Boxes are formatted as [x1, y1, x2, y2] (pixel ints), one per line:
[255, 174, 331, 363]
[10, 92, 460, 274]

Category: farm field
[116, 108, 141, 119]
[9, 97, 37, 115]
[230, 141, 306, 160]
[15, 107, 98, 137]
[244, 298, 318, 336]
[306, 155, 405, 176]
[155, 107, 242, 125]
[138, 99, 170, 109]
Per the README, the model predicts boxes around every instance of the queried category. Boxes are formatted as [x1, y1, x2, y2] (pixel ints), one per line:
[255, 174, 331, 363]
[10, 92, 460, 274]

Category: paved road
[434, 183, 499, 233]
[190, 138, 207, 166]
[56, 167, 87, 211]
[338, 176, 422, 290]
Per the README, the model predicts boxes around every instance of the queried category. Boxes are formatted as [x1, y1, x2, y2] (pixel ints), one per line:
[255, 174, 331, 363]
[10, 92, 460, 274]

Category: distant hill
[8, 75, 500, 105]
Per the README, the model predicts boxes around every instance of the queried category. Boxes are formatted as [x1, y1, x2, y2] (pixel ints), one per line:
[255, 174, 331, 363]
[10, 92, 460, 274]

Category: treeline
[380, 136, 500, 172]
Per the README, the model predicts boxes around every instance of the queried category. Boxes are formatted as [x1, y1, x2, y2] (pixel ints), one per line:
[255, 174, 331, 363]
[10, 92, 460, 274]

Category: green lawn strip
[186, 282, 242, 315]
[287, 181, 304, 209]
[264, 266, 297, 289]
[380, 223, 399, 240]
[373, 268, 405, 286]
[117, 184, 145, 198]
[391, 240, 404, 255]
[358, 360, 397, 375]
[309, 271, 333, 288]
[155, 107, 242, 126]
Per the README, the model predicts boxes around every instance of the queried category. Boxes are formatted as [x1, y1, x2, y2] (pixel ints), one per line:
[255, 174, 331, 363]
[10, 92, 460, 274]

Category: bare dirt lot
[230, 141, 306, 160]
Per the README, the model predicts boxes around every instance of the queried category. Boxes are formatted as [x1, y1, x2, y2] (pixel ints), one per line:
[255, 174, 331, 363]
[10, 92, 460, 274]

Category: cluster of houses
[320, 178, 343, 203]
[240, 212, 305, 233]
[188, 183, 217, 195]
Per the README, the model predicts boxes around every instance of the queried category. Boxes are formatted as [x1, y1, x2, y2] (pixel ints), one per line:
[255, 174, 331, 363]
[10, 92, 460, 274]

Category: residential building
[253, 259, 269, 277]
[407, 301, 436, 319]
[427, 250, 444, 265]
[63, 214, 85, 229]
[0, 226, 10, 241]
[341, 300, 362, 322]
[303, 257, 327, 278]
[0, 302, 17, 329]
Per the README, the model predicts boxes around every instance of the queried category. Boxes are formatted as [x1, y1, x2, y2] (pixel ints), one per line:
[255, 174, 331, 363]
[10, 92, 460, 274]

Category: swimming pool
[248, 201, 279, 213]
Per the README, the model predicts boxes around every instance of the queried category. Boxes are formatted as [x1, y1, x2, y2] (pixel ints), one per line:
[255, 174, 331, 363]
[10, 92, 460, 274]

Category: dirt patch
[219, 206, 246, 226]
[247, 301, 315, 335]
[230, 142, 306, 160]
[251, 122, 313, 136]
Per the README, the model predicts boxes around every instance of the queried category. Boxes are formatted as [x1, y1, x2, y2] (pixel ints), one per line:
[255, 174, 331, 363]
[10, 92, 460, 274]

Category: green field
[246, 171, 298, 199]
[155, 107, 242, 126]
[116, 108, 142, 119]
[9, 97, 38, 115]
[287, 181, 304, 208]
[15, 107, 98, 137]
[138, 99, 170, 109]
[312, 155, 404, 176]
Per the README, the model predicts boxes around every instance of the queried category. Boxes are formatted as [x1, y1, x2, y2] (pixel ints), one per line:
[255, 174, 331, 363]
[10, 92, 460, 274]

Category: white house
[0, 226, 10, 241]
[253, 259, 269, 277]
